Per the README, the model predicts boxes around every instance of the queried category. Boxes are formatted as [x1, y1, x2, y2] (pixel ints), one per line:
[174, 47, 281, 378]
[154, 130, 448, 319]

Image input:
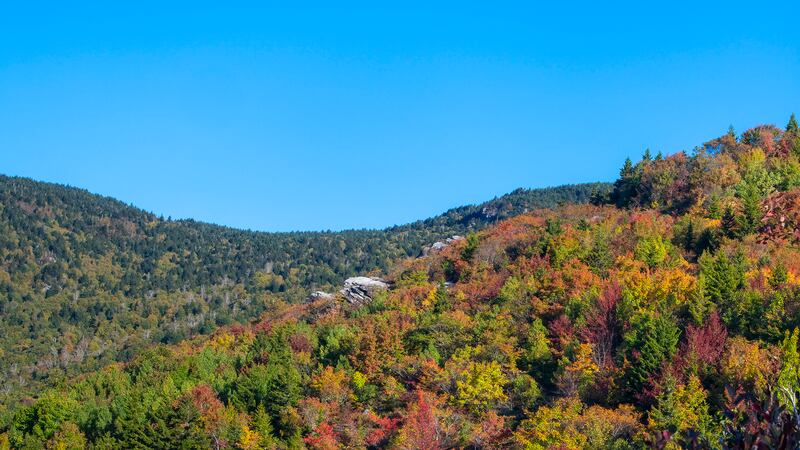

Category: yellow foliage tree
[456, 360, 508, 414]
[237, 424, 262, 450]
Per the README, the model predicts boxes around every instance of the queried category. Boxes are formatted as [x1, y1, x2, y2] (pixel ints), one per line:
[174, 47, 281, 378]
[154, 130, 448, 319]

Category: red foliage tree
[582, 280, 622, 369]
[643, 312, 728, 403]
[683, 312, 728, 368]
[761, 189, 800, 245]
[397, 390, 445, 450]
[365, 412, 400, 447]
[304, 421, 339, 450]
[549, 314, 575, 357]
[185, 384, 227, 449]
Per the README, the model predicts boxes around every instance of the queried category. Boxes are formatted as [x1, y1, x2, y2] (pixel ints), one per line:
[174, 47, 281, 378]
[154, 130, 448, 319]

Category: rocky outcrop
[305, 291, 334, 303]
[340, 276, 389, 305]
[422, 235, 464, 256]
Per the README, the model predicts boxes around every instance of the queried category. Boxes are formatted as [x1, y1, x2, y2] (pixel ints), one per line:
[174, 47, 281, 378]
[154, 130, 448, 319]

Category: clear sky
[1, 1, 799, 231]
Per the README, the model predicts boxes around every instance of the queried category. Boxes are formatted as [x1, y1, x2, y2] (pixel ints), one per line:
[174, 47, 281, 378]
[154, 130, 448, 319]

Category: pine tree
[621, 157, 635, 178]
[721, 206, 738, 238]
[623, 313, 680, 396]
[777, 328, 800, 406]
[649, 375, 713, 444]
[252, 405, 276, 449]
[787, 113, 800, 157]
[611, 158, 639, 207]
[699, 251, 745, 326]
[707, 196, 722, 220]
[770, 263, 789, 290]
[787, 113, 798, 133]
[727, 125, 737, 141]
[683, 220, 696, 253]
[736, 181, 764, 236]
[432, 282, 451, 314]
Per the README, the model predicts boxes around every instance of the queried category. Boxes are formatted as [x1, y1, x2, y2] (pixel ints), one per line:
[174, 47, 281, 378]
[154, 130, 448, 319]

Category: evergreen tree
[770, 263, 789, 290]
[787, 113, 800, 157]
[611, 157, 639, 207]
[432, 282, 451, 315]
[778, 328, 800, 406]
[787, 113, 799, 133]
[623, 313, 680, 396]
[721, 206, 738, 238]
[680, 220, 696, 253]
[649, 375, 714, 445]
[727, 125, 737, 141]
[584, 236, 613, 275]
[699, 251, 746, 327]
[621, 157, 635, 178]
[252, 405, 276, 449]
[736, 181, 765, 236]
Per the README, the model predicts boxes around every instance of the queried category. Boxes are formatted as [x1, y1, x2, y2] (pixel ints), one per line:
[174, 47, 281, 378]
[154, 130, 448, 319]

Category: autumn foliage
[5, 118, 800, 448]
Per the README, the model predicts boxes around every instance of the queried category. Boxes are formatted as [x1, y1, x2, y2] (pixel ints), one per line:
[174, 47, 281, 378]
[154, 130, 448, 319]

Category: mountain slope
[4, 118, 800, 448]
[0, 174, 608, 406]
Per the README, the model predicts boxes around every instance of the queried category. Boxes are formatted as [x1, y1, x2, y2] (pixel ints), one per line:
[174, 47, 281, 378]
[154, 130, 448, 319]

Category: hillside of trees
[4, 115, 800, 449]
[0, 174, 606, 411]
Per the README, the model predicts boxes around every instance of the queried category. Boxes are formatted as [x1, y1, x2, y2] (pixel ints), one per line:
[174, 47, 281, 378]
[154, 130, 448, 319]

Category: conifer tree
[611, 157, 639, 207]
[787, 113, 800, 157]
[778, 328, 800, 406]
[787, 113, 798, 133]
[727, 125, 737, 141]
[623, 314, 680, 396]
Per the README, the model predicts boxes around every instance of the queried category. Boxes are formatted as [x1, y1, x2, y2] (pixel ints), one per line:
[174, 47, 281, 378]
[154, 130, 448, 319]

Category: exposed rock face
[340, 276, 389, 305]
[306, 291, 334, 303]
[430, 241, 448, 251]
[481, 206, 498, 218]
[422, 235, 464, 256]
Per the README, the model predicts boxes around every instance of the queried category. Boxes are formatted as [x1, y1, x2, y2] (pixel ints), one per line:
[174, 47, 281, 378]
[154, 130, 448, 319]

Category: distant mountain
[0, 174, 608, 406]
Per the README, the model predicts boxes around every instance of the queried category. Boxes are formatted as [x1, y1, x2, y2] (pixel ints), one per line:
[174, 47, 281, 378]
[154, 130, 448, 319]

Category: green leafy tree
[524, 318, 555, 384]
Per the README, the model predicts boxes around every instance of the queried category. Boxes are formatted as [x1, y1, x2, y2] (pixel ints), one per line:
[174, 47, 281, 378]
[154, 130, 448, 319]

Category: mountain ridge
[0, 173, 610, 233]
[0, 172, 607, 408]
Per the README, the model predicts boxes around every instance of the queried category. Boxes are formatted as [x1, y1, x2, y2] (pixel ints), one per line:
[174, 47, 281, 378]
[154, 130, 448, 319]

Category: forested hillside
[4, 117, 800, 449]
[0, 174, 605, 410]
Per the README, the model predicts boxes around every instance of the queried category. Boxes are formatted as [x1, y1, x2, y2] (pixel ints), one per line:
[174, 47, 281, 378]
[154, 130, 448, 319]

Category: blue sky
[1, 1, 799, 231]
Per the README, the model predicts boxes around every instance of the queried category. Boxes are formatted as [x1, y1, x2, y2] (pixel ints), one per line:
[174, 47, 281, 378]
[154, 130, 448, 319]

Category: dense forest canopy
[4, 116, 800, 449]
[0, 174, 606, 411]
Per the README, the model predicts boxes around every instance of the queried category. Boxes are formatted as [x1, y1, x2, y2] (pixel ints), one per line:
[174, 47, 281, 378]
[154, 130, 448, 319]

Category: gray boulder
[306, 291, 334, 303]
[340, 276, 389, 305]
